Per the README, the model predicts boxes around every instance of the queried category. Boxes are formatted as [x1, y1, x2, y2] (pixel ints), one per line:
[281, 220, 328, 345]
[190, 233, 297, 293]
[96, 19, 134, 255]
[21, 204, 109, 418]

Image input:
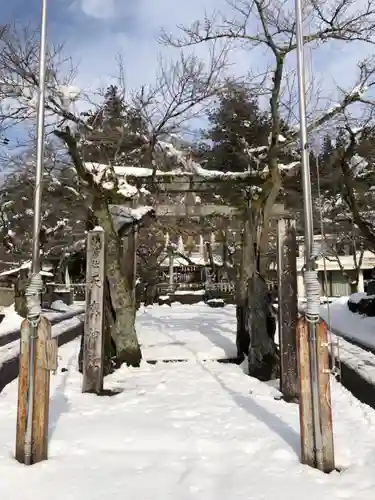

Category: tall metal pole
[294, 0, 324, 469]
[32, 0, 48, 269]
[24, 0, 48, 466]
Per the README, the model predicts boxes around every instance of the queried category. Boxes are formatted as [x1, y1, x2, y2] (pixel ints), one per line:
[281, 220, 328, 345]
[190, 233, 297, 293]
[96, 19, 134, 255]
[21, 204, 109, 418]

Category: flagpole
[294, 0, 324, 469]
[24, 0, 48, 465]
[32, 2, 48, 271]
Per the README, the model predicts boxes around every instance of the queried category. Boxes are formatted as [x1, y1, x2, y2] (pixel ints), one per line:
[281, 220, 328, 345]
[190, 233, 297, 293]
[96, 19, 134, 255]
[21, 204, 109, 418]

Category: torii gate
[122, 170, 298, 400]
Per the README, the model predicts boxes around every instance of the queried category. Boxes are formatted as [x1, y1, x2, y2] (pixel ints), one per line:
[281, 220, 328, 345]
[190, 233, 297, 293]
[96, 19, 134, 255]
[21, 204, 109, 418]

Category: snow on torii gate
[155, 202, 288, 218]
[120, 168, 297, 376]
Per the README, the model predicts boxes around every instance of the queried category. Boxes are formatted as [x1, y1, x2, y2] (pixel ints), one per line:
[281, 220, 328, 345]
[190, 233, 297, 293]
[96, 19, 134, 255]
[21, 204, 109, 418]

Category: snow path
[137, 303, 237, 360]
[0, 304, 375, 499]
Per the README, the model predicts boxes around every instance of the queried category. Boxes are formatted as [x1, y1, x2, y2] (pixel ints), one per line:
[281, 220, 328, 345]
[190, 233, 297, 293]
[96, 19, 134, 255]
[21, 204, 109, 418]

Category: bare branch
[160, 0, 375, 55]
[134, 44, 229, 138]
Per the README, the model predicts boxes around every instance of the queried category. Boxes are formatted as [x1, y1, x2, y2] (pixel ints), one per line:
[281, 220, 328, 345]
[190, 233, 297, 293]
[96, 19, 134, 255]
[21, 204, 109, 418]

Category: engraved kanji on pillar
[82, 227, 105, 393]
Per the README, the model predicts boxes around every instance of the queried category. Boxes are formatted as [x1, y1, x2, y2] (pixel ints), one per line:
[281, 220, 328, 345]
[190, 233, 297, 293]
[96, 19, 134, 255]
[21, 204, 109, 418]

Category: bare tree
[160, 0, 375, 378]
[0, 136, 85, 260]
[315, 120, 375, 284]
[0, 23, 229, 369]
[324, 231, 365, 293]
[0, 23, 79, 134]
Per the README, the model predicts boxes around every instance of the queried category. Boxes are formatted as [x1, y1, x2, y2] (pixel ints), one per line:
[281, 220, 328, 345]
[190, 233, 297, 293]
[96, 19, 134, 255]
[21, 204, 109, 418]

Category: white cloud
[65, 0, 227, 95]
[69, 0, 264, 96]
[80, 0, 116, 18]
[69, 0, 375, 116]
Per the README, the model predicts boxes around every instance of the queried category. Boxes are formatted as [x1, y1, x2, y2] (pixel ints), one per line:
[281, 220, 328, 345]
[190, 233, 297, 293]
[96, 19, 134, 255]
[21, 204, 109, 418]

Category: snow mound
[348, 292, 367, 305]
[320, 298, 375, 351]
[0, 304, 22, 334]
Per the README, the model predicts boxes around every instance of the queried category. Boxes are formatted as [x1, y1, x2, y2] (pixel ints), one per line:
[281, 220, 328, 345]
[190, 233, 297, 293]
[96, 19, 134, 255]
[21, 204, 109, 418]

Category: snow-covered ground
[320, 296, 375, 352]
[0, 300, 85, 374]
[0, 315, 84, 369]
[1, 303, 375, 499]
[0, 304, 23, 334]
[137, 303, 237, 361]
[320, 297, 375, 386]
[0, 301, 85, 339]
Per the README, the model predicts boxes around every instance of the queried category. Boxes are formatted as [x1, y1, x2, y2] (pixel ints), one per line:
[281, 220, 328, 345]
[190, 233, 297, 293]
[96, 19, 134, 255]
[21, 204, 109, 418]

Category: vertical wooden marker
[15, 316, 57, 464]
[277, 217, 299, 401]
[297, 316, 315, 466]
[316, 320, 335, 472]
[82, 227, 105, 394]
[297, 317, 335, 472]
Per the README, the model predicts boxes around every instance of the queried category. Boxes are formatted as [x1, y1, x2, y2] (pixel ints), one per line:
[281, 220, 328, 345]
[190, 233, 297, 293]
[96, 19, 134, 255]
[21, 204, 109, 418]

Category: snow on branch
[298, 60, 375, 139]
[84, 138, 253, 187]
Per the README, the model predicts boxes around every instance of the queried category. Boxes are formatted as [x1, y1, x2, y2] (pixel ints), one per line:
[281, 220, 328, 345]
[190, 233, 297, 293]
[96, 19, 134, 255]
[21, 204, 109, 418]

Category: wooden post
[82, 227, 105, 394]
[16, 316, 57, 464]
[297, 317, 335, 472]
[222, 229, 229, 280]
[123, 227, 137, 316]
[316, 320, 335, 472]
[206, 241, 215, 274]
[277, 217, 298, 401]
[168, 247, 174, 290]
[297, 316, 315, 466]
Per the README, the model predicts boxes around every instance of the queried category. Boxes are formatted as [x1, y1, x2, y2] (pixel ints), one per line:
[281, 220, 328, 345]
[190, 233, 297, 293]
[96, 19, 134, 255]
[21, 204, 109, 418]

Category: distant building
[296, 235, 375, 297]
[156, 229, 374, 299]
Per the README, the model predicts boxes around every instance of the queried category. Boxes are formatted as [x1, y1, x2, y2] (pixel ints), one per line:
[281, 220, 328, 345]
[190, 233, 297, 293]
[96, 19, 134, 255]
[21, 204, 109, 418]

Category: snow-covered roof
[160, 251, 223, 268]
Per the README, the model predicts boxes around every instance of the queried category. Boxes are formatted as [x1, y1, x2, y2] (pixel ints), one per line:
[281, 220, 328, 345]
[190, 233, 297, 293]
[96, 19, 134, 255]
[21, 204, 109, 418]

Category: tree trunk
[54, 131, 142, 368]
[94, 200, 142, 367]
[236, 217, 253, 361]
[236, 205, 279, 381]
[103, 277, 117, 373]
[247, 273, 279, 380]
[122, 225, 137, 321]
[350, 281, 358, 294]
[143, 271, 158, 306]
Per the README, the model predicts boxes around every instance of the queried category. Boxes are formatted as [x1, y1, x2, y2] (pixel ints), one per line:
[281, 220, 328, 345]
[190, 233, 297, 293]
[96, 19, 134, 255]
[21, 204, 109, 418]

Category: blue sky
[2, 0, 375, 131]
